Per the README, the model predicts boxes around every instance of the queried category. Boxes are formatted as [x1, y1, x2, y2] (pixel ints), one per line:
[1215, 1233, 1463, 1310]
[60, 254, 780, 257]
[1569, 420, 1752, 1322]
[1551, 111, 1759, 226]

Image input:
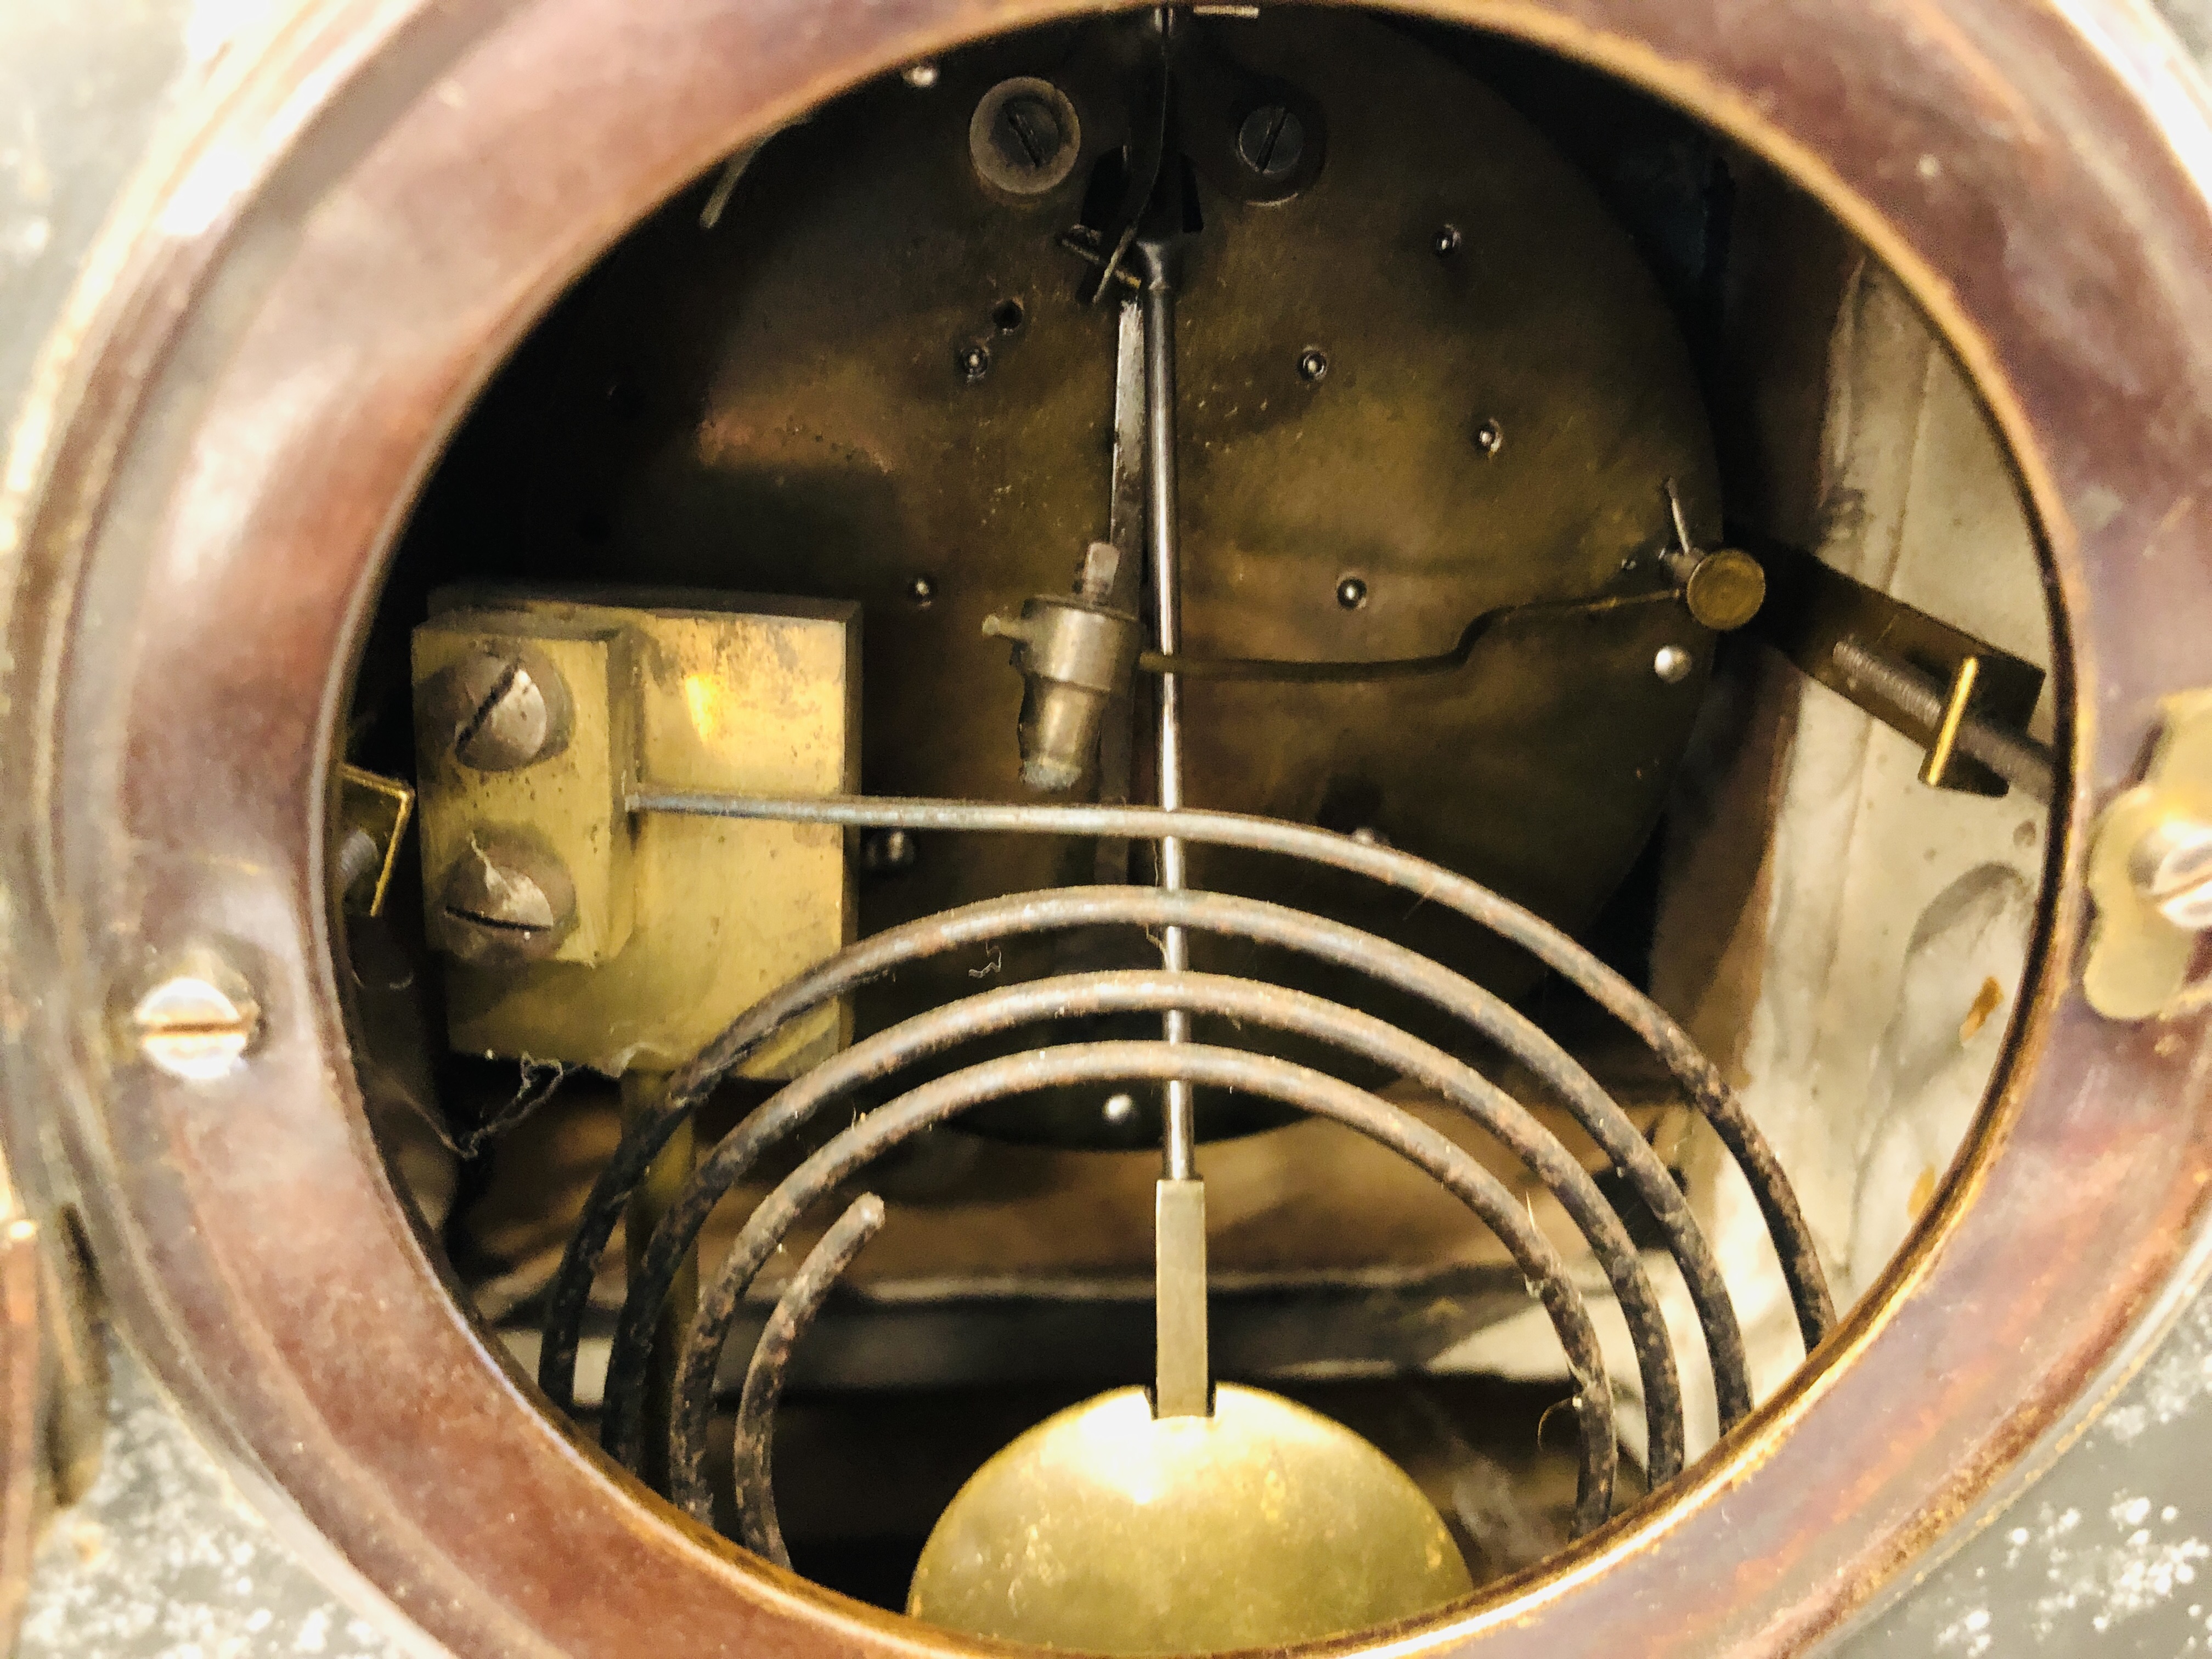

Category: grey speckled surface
[1833, 1290, 2212, 1657]
[14, 1346, 398, 1659]
[6, 1, 2212, 1654]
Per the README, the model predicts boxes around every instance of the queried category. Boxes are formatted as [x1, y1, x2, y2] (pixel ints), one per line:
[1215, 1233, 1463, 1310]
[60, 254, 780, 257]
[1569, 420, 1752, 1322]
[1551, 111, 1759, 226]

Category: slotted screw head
[995, 95, 1059, 167]
[437, 837, 578, 966]
[2130, 817, 2212, 931]
[430, 649, 569, 771]
[133, 966, 261, 1082]
[969, 78, 1081, 196]
[1237, 105, 1306, 179]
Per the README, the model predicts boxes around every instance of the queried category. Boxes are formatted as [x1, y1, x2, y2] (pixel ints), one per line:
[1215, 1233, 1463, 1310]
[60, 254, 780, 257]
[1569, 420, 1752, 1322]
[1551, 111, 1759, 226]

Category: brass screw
[132, 966, 261, 1082]
[437, 838, 578, 966]
[431, 649, 567, 772]
[2130, 817, 2212, 931]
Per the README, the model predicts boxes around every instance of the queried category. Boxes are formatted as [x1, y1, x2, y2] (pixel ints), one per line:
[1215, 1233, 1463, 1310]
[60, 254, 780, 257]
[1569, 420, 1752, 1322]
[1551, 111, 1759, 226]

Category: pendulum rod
[1143, 261, 1193, 1180]
[1138, 207, 1209, 1418]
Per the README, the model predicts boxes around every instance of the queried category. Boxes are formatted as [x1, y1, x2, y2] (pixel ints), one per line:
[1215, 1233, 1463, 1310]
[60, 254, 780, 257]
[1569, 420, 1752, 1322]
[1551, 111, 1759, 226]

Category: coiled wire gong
[533, 793, 1835, 1561]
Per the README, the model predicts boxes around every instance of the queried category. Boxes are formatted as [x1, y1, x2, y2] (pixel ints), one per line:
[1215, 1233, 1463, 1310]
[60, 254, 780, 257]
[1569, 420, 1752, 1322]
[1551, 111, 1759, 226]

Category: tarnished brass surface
[1918, 656, 1981, 790]
[1152, 1177, 1209, 1418]
[400, 7, 1722, 1141]
[334, 765, 414, 917]
[907, 1384, 1471, 1652]
[416, 593, 857, 1075]
[1680, 548, 1767, 633]
[2085, 689, 2212, 1020]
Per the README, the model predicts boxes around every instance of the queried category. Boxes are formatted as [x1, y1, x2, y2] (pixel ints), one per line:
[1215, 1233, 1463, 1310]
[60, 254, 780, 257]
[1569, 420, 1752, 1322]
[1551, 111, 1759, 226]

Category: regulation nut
[862, 827, 919, 874]
[984, 561, 1142, 794]
[1679, 547, 1767, 632]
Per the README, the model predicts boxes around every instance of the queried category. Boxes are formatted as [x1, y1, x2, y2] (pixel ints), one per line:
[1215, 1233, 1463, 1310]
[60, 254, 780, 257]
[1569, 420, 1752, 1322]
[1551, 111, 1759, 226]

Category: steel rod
[1138, 245, 1209, 1419]
[1141, 263, 1195, 1183]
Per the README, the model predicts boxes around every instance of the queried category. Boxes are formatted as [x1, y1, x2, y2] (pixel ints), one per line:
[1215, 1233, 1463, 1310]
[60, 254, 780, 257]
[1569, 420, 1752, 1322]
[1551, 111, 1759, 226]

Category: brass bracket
[335, 764, 415, 917]
[2085, 690, 2212, 1020]
[1918, 655, 1982, 791]
[1744, 533, 2046, 797]
[413, 590, 860, 1077]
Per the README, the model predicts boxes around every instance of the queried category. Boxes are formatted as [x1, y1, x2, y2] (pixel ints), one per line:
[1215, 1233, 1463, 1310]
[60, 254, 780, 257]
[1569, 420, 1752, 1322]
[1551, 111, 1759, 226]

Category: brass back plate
[393, 10, 1720, 1135]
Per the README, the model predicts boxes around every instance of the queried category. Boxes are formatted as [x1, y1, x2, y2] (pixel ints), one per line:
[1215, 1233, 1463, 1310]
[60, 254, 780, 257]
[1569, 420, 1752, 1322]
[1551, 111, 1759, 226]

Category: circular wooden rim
[8, 0, 2212, 1653]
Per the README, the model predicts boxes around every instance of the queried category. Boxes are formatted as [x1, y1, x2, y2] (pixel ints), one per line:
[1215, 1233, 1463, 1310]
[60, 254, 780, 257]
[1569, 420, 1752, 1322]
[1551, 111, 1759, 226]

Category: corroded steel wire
[729, 1194, 884, 1567]
[552, 887, 1748, 1456]
[598, 969, 1688, 1486]
[665, 1041, 1620, 1539]
[636, 791, 1833, 1352]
